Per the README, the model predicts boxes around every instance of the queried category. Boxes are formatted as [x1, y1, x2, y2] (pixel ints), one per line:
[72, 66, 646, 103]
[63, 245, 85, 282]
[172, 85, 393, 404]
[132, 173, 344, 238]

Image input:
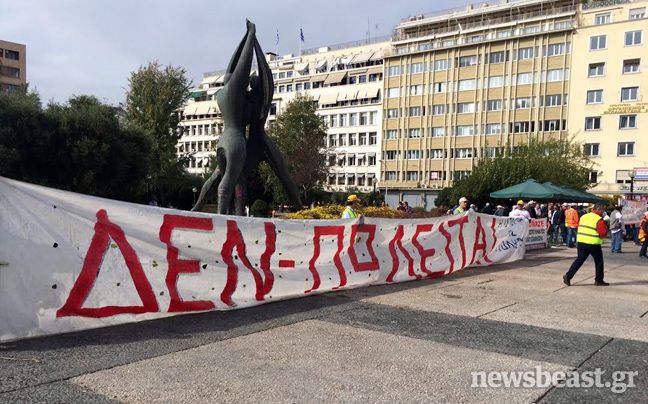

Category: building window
[406, 150, 422, 160]
[348, 134, 357, 146]
[385, 171, 398, 181]
[387, 108, 399, 119]
[516, 73, 533, 85]
[621, 87, 639, 102]
[585, 117, 601, 131]
[486, 100, 503, 111]
[278, 72, 286, 79]
[370, 111, 377, 125]
[588, 63, 605, 77]
[433, 59, 448, 71]
[545, 69, 565, 82]
[457, 79, 477, 91]
[432, 82, 446, 93]
[458, 55, 479, 67]
[456, 102, 476, 113]
[484, 147, 499, 158]
[590, 35, 607, 50]
[1, 66, 20, 78]
[625, 31, 643, 46]
[385, 129, 399, 140]
[455, 125, 474, 136]
[517, 47, 535, 60]
[515, 97, 532, 109]
[387, 87, 400, 98]
[409, 84, 423, 95]
[584, 143, 600, 156]
[410, 62, 423, 74]
[619, 115, 637, 129]
[338, 133, 346, 146]
[405, 171, 419, 181]
[629, 7, 646, 19]
[368, 154, 376, 165]
[511, 122, 530, 133]
[488, 76, 504, 88]
[385, 150, 399, 160]
[594, 13, 611, 25]
[488, 51, 506, 64]
[359, 112, 368, 125]
[586, 90, 603, 104]
[388, 66, 402, 77]
[359, 133, 367, 145]
[455, 148, 474, 159]
[369, 133, 377, 145]
[544, 94, 562, 107]
[545, 43, 565, 56]
[431, 127, 445, 137]
[408, 107, 421, 117]
[486, 123, 501, 134]
[623, 59, 641, 74]
[408, 128, 421, 138]
[589, 171, 598, 183]
[543, 120, 561, 131]
[429, 149, 444, 159]
[432, 104, 446, 115]
[618, 142, 635, 156]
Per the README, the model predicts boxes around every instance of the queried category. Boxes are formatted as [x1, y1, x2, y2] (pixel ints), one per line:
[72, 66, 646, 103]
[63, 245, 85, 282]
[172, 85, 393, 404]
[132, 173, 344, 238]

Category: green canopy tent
[541, 182, 585, 202]
[489, 179, 556, 200]
[557, 185, 607, 204]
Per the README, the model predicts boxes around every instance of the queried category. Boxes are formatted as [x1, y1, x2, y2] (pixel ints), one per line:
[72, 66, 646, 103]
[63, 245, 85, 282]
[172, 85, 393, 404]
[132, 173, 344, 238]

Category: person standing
[563, 203, 609, 286]
[342, 194, 364, 220]
[565, 204, 579, 248]
[639, 212, 648, 258]
[481, 203, 493, 215]
[453, 197, 469, 215]
[509, 200, 531, 220]
[609, 205, 625, 253]
[526, 201, 538, 219]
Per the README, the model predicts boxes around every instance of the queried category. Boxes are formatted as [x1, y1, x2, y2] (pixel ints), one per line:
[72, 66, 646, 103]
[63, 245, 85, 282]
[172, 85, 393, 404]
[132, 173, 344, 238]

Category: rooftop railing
[392, 4, 577, 43]
[582, 0, 630, 10]
[301, 35, 392, 56]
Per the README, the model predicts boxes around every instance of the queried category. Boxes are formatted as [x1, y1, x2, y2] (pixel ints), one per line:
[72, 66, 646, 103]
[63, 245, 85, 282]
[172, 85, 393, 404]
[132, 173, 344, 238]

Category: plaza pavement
[1, 241, 648, 403]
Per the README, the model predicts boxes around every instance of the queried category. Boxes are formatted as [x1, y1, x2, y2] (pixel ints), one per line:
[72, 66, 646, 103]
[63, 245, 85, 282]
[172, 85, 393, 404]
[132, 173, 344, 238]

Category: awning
[190, 90, 207, 98]
[369, 51, 384, 61]
[295, 62, 309, 72]
[328, 58, 340, 70]
[366, 66, 382, 75]
[183, 105, 197, 116]
[312, 74, 328, 83]
[346, 173, 355, 177]
[350, 69, 368, 75]
[294, 76, 310, 82]
[324, 71, 347, 85]
[345, 89, 359, 100]
[340, 55, 354, 66]
[318, 92, 339, 105]
[194, 102, 214, 115]
[364, 87, 380, 99]
[357, 173, 366, 177]
[315, 59, 327, 70]
[356, 153, 366, 158]
[215, 75, 225, 84]
[351, 52, 373, 65]
[367, 173, 376, 178]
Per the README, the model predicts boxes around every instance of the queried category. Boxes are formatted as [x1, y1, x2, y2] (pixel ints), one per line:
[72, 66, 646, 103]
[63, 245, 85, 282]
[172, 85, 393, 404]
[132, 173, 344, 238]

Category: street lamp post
[192, 187, 197, 205]
[372, 177, 378, 206]
[629, 170, 636, 200]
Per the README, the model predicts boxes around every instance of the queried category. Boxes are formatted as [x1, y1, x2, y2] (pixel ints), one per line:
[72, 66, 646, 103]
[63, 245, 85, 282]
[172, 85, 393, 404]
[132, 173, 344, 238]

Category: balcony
[582, 0, 631, 10]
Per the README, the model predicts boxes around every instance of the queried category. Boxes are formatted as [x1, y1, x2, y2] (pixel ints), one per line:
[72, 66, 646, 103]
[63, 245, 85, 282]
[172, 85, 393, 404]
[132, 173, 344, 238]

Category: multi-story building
[570, 0, 648, 199]
[0, 40, 26, 92]
[382, 0, 577, 207]
[268, 40, 388, 193]
[176, 75, 224, 174]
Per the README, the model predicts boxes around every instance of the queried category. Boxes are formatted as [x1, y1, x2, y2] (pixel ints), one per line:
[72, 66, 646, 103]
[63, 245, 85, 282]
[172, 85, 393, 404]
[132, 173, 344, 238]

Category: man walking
[609, 205, 625, 253]
[563, 203, 609, 287]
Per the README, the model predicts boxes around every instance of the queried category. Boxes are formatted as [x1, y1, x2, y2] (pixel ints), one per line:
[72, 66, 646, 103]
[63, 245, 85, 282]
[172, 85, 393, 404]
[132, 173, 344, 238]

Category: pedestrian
[453, 197, 469, 215]
[609, 205, 625, 253]
[509, 200, 531, 220]
[397, 201, 405, 212]
[639, 212, 648, 258]
[494, 205, 505, 217]
[565, 204, 579, 248]
[526, 201, 538, 219]
[481, 203, 493, 215]
[563, 203, 609, 287]
[342, 194, 364, 220]
[403, 201, 413, 213]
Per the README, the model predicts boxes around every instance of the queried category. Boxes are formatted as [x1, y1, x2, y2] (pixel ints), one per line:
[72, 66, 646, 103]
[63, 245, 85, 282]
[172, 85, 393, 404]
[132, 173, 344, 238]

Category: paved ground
[2, 241, 648, 403]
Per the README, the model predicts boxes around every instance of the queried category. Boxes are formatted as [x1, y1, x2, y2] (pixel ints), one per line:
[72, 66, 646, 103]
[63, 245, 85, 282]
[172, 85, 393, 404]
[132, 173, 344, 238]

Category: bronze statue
[192, 21, 303, 215]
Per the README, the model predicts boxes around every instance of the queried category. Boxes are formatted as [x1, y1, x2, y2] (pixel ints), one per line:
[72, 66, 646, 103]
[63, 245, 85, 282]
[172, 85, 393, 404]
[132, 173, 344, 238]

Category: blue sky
[1, 0, 475, 106]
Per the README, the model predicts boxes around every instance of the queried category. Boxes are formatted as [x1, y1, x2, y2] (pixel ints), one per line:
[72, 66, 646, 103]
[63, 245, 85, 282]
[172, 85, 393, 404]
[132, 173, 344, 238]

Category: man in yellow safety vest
[342, 194, 364, 220]
[563, 203, 609, 287]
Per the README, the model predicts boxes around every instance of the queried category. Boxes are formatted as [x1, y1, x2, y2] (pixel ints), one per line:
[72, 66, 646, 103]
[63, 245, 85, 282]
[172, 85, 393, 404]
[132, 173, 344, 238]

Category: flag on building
[300, 27, 305, 42]
[276, 29, 279, 45]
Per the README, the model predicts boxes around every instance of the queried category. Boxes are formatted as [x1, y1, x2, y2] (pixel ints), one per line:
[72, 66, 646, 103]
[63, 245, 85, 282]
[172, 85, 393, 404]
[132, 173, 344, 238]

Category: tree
[262, 93, 329, 205]
[437, 137, 595, 208]
[123, 61, 193, 205]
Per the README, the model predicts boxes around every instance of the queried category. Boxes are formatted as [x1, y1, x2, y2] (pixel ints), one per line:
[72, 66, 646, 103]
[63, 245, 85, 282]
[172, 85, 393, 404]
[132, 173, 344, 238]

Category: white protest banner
[619, 199, 644, 225]
[525, 218, 547, 250]
[0, 177, 527, 342]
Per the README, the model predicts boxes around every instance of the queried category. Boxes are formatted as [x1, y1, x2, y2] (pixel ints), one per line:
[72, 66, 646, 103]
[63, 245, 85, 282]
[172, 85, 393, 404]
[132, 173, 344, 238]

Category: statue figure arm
[227, 21, 256, 101]
[253, 38, 274, 120]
